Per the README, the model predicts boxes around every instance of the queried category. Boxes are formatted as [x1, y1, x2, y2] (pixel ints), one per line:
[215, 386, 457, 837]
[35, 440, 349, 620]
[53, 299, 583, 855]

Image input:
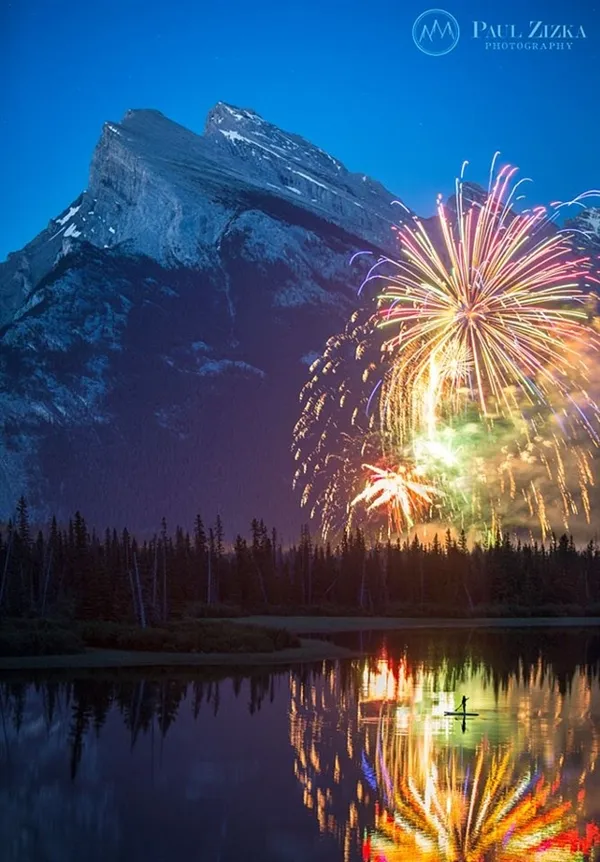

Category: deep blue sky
[0, 0, 597, 260]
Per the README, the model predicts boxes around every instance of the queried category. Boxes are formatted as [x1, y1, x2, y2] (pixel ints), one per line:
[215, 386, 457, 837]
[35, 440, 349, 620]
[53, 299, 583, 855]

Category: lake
[1, 627, 599, 861]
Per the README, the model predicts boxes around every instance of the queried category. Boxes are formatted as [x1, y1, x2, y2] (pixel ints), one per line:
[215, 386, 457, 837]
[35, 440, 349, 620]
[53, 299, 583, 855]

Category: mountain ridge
[1, 104, 599, 536]
[0, 103, 411, 328]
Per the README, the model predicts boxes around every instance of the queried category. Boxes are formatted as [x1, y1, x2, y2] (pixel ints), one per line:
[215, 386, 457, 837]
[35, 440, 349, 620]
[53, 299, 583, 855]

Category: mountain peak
[0, 102, 410, 327]
[446, 181, 489, 211]
[123, 107, 169, 121]
[98, 107, 199, 151]
[205, 102, 264, 128]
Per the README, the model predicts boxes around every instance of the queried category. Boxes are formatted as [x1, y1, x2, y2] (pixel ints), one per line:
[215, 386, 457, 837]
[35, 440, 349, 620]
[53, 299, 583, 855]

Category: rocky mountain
[2, 104, 598, 538]
[0, 103, 413, 536]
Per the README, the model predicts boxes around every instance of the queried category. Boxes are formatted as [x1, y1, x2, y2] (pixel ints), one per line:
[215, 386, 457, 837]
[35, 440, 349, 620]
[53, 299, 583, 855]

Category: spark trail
[293, 157, 600, 541]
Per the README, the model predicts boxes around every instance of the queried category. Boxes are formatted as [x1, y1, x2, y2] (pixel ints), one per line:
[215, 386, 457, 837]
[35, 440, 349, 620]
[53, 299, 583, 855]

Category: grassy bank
[0, 617, 300, 658]
[2, 613, 599, 671]
[0, 638, 355, 670]
[209, 602, 600, 618]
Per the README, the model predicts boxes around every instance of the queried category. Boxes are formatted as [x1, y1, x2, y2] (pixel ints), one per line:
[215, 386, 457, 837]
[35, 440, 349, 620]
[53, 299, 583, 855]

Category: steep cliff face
[0, 103, 408, 327]
[0, 103, 413, 535]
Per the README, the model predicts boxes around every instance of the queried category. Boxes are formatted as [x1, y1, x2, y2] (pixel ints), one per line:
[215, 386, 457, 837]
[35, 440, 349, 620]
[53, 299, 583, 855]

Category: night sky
[0, 0, 598, 261]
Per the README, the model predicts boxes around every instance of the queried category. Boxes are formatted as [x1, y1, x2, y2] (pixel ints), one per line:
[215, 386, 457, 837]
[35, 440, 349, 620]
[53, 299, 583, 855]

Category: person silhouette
[460, 695, 468, 713]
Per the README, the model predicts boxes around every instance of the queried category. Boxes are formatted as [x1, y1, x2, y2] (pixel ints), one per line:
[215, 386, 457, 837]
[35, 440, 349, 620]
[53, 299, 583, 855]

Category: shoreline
[236, 615, 600, 633]
[0, 636, 357, 671]
[1, 616, 598, 671]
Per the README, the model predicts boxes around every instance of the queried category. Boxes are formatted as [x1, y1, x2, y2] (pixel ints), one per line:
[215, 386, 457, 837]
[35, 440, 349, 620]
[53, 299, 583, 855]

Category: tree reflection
[0, 667, 290, 781]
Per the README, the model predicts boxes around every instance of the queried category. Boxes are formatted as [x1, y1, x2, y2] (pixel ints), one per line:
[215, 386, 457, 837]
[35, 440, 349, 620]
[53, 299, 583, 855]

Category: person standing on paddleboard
[460, 695, 468, 713]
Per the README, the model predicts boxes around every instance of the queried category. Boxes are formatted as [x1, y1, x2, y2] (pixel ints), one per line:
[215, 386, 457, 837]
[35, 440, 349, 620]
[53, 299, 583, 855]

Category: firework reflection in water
[290, 653, 600, 862]
[367, 713, 600, 861]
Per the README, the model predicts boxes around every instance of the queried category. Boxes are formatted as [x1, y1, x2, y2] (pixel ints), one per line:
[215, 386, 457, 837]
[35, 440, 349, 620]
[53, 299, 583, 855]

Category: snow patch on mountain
[56, 204, 81, 226]
[289, 169, 333, 193]
[64, 223, 82, 239]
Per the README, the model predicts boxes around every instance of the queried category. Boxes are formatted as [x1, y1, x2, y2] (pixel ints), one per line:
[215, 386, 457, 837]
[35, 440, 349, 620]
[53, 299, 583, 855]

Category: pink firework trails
[367, 156, 600, 421]
[294, 155, 600, 540]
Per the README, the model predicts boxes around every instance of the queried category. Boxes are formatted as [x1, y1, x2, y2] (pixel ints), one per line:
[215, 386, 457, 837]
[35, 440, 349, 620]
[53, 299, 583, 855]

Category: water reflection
[0, 670, 292, 862]
[290, 633, 600, 861]
[0, 631, 599, 861]
[368, 700, 599, 860]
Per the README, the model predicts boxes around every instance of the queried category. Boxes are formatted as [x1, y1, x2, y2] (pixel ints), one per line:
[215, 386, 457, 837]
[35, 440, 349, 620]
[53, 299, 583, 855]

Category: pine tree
[194, 514, 207, 601]
[16, 496, 30, 548]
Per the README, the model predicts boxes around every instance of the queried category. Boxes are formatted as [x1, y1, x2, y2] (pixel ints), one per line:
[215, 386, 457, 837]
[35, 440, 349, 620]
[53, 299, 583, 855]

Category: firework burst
[293, 157, 600, 541]
[375, 165, 597, 419]
[351, 462, 440, 534]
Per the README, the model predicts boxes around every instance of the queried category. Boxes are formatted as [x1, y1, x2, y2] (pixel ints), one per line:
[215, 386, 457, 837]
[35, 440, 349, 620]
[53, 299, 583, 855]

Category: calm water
[1, 628, 600, 862]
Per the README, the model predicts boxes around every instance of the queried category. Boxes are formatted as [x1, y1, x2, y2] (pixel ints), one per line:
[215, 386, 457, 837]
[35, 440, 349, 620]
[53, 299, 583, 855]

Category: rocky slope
[0, 103, 413, 536]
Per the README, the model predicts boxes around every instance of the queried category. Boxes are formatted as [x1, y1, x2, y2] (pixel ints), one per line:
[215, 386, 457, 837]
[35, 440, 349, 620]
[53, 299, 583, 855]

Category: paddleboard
[444, 711, 479, 717]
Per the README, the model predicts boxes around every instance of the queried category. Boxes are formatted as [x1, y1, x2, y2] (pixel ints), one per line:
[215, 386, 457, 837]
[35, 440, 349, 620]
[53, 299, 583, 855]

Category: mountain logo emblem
[412, 9, 460, 55]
